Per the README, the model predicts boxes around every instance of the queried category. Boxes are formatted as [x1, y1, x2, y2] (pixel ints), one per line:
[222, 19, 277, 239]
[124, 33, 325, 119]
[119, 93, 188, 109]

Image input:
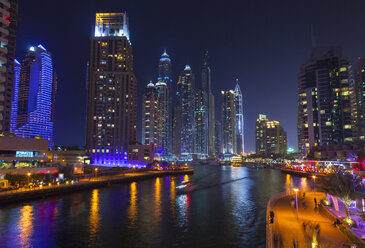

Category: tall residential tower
[297, 46, 352, 154]
[221, 90, 236, 155]
[86, 13, 137, 165]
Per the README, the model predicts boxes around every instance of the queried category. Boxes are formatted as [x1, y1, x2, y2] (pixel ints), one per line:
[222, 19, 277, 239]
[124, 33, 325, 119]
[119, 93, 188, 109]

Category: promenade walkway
[270, 192, 352, 247]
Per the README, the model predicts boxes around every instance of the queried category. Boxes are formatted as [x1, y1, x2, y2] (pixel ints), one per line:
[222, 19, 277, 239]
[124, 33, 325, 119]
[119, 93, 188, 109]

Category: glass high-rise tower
[297, 46, 352, 154]
[86, 12, 137, 165]
[180, 65, 195, 155]
[234, 80, 244, 155]
[221, 90, 236, 155]
[11, 45, 57, 149]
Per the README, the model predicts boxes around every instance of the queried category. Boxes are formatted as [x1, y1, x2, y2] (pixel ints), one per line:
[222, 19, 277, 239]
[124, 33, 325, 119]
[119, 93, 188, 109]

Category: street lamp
[294, 188, 299, 220]
[312, 175, 316, 192]
[94, 168, 98, 178]
[27, 172, 31, 186]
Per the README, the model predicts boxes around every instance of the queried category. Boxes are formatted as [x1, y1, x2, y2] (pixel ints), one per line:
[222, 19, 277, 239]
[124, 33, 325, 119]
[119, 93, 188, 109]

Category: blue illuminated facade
[10, 59, 21, 133]
[11, 45, 57, 149]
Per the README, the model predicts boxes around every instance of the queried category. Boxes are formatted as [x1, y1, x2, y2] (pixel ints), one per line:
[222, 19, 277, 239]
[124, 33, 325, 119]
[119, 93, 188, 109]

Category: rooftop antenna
[311, 24, 316, 48]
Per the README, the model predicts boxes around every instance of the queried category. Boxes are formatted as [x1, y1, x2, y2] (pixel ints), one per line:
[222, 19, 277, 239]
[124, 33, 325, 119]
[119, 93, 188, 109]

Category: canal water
[0, 165, 312, 248]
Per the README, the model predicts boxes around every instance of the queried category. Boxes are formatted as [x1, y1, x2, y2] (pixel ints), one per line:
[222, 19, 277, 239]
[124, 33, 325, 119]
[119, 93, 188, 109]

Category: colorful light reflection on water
[0, 166, 312, 247]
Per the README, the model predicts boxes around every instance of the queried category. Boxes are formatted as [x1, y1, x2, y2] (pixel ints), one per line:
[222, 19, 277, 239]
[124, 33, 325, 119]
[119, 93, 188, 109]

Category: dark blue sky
[16, 0, 365, 152]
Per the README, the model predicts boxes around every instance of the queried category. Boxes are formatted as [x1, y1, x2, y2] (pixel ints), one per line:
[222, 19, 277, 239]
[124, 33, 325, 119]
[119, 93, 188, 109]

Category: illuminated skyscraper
[11, 45, 57, 148]
[214, 120, 222, 155]
[155, 50, 172, 156]
[172, 78, 182, 156]
[86, 12, 137, 165]
[155, 80, 170, 156]
[234, 80, 244, 154]
[351, 58, 365, 141]
[221, 90, 236, 155]
[180, 65, 195, 154]
[297, 46, 352, 153]
[0, 0, 18, 134]
[200, 51, 216, 157]
[141, 82, 158, 146]
[256, 114, 287, 156]
[194, 88, 207, 156]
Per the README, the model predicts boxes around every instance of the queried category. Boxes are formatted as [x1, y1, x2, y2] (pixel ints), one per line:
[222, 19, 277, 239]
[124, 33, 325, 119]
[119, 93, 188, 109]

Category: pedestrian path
[270, 191, 351, 247]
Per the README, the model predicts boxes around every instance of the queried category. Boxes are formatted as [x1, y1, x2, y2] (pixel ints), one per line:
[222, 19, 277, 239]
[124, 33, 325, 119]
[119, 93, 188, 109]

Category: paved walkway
[271, 192, 352, 247]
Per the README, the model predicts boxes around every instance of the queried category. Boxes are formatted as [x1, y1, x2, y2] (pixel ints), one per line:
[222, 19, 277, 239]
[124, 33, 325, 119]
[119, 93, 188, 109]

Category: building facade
[156, 50, 172, 156]
[172, 78, 182, 157]
[86, 12, 137, 165]
[0, 0, 18, 134]
[141, 82, 158, 146]
[351, 58, 365, 141]
[234, 80, 244, 155]
[11, 45, 57, 149]
[214, 120, 222, 155]
[256, 114, 287, 156]
[297, 46, 352, 154]
[221, 90, 236, 155]
[180, 65, 195, 154]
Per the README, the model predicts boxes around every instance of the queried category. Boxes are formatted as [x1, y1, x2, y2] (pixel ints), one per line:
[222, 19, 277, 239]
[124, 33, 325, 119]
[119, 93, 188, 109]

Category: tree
[317, 173, 363, 222]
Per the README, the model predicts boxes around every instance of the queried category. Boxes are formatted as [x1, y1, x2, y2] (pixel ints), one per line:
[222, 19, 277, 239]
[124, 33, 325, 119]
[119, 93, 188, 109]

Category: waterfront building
[0, 0, 18, 134]
[155, 80, 170, 156]
[200, 51, 216, 157]
[0, 136, 49, 169]
[255, 114, 287, 156]
[172, 78, 182, 157]
[351, 58, 365, 141]
[297, 46, 352, 154]
[180, 65, 195, 155]
[214, 120, 222, 155]
[221, 90, 236, 155]
[141, 82, 158, 146]
[156, 50, 172, 156]
[86, 12, 137, 165]
[234, 80, 244, 155]
[127, 143, 154, 165]
[11, 45, 57, 149]
[194, 88, 208, 156]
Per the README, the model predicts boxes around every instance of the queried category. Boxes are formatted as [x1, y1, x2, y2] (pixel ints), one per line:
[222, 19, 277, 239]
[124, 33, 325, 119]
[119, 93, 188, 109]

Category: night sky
[16, 0, 365, 152]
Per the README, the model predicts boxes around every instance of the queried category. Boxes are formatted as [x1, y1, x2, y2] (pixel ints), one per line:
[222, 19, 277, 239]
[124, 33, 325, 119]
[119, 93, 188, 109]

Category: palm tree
[317, 173, 363, 222]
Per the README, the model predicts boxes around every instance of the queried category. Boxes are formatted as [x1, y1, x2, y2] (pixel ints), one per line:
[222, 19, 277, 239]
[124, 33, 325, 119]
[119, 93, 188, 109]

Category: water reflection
[285, 174, 312, 192]
[170, 177, 176, 218]
[89, 189, 100, 239]
[154, 177, 162, 222]
[128, 182, 138, 227]
[176, 194, 191, 228]
[18, 205, 34, 247]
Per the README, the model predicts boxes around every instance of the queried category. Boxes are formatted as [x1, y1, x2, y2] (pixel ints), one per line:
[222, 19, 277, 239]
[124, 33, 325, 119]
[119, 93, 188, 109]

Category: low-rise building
[127, 144, 154, 166]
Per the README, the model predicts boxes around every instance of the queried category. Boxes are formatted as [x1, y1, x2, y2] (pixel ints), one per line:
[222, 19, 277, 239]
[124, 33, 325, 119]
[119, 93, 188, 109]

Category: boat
[176, 180, 198, 194]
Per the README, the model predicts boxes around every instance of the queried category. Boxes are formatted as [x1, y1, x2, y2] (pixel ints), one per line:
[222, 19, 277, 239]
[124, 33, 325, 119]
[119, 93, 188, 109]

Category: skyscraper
[256, 114, 287, 156]
[200, 51, 216, 157]
[351, 58, 365, 141]
[234, 80, 244, 154]
[11, 45, 57, 148]
[194, 88, 208, 156]
[297, 46, 352, 153]
[214, 120, 222, 156]
[221, 90, 236, 155]
[141, 82, 158, 146]
[172, 77, 182, 157]
[180, 65, 195, 155]
[155, 80, 170, 156]
[0, 0, 18, 134]
[155, 50, 172, 156]
[86, 13, 137, 165]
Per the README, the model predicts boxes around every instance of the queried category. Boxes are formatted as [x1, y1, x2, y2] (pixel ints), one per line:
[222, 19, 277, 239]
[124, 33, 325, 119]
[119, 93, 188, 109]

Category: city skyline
[14, 0, 365, 152]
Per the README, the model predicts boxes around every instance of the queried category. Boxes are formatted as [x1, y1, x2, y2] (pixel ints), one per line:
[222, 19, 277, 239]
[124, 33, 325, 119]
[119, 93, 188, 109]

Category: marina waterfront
[0, 165, 313, 248]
